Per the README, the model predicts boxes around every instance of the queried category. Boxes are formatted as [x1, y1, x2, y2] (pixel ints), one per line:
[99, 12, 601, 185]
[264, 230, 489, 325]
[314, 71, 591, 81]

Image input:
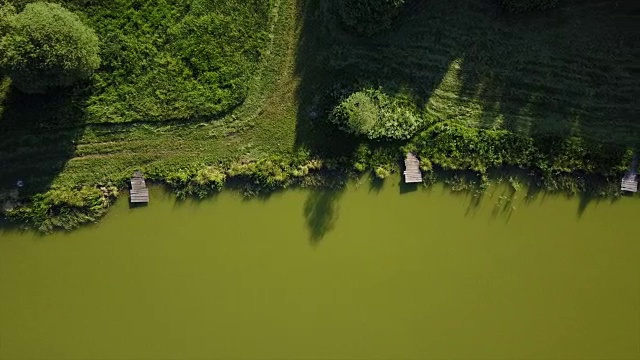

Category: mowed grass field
[0, 0, 638, 198]
[0, 0, 295, 194]
[293, 0, 639, 153]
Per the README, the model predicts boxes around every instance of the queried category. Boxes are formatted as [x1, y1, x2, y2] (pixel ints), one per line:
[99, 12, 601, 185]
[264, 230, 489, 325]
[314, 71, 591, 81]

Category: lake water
[1, 178, 639, 359]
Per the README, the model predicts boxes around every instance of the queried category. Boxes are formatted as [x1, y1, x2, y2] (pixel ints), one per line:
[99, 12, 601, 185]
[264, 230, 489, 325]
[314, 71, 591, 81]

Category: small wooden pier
[130, 170, 149, 203]
[403, 153, 423, 183]
[621, 155, 638, 193]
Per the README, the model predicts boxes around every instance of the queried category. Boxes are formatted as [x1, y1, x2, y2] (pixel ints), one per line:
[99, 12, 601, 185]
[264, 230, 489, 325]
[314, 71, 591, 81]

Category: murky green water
[1, 178, 639, 359]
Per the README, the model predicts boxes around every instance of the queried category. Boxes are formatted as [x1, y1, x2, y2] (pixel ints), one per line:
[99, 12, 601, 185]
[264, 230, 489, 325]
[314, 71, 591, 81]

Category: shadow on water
[368, 175, 384, 193]
[399, 180, 419, 195]
[303, 188, 343, 245]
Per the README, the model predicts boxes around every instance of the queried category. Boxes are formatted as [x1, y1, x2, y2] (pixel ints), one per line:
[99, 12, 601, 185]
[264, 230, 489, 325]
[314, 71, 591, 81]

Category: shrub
[163, 166, 226, 199]
[499, 0, 560, 13]
[227, 154, 324, 194]
[331, 91, 379, 137]
[0, 2, 100, 93]
[412, 122, 630, 181]
[374, 166, 391, 179]
[412, 122, 534, 173]
[5, 185, 116, 232]
[334, 0, 405, 36]
[330, 89, 423, 140]
[0, 2, 15, 36]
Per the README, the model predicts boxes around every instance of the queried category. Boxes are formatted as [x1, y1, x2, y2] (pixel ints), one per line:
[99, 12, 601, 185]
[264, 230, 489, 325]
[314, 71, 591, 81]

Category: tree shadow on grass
[303, 188, 343, 245]
[0, 81, 87, 198]
[292, 0, 639, 165]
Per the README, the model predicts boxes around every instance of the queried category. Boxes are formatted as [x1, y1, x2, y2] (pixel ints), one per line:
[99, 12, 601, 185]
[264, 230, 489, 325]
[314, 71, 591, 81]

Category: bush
[228, 154, 323, 194]
[412, 122, 630, 180]
[499, 0, 560, 13]
[5, 185, 117, 232]
[413, 122, 535, 172]
[374, 166, 391, 179]
[164, 166, 227, 199]
[0, 2, 100, 93]
[0, 2, 15, 36]
[331, 91, 379, 137]
[334, 0, 405, 36]
[330, 89, 423, 140]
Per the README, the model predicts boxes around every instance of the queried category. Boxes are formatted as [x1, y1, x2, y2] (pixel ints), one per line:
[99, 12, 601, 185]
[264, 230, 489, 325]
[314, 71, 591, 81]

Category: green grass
[1, 0, 638, 230]
[293, 0, 638, 150]
[4, 0, 271, 124]
[0, 0, 295, 191]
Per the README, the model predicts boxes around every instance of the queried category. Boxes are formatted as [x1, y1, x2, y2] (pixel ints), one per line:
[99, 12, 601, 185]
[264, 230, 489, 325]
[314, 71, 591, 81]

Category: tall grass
[4, 0, 271, 124]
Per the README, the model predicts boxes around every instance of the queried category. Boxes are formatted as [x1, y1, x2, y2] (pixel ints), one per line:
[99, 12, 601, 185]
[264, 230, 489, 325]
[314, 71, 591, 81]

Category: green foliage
[374, 166, 390, 179]
[334, 0, 405, 36]
[330, 91, 378, 136]
[413, 122, 534, 173]
[228, 153, 323, 193]
[353, 144, 371, 172]
[533, 135, 631, 177]
[162, 166, 227, 199]
[330, 89, 423, 140]
[499, 0, 560, 13]
[413, 122, 630, 181]
[0, 2, 100, 93]
[5, 185, 117, 232]
[82, 0, 270, 123]
[350, 143, 397, 179]
[0, 2, 16, 36]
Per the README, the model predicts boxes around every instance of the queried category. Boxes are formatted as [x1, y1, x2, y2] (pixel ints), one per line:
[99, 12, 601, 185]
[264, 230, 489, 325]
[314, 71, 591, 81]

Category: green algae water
[1, 178, 639, 359]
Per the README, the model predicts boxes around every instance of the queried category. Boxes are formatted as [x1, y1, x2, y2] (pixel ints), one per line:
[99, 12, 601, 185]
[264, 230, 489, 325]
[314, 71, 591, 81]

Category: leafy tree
[335, 0, 405, 36]
[330, 89, 422, 140]
[0, 2, 100, 93]
[331, 91, 379, 136]
[0, 2, 16, 37]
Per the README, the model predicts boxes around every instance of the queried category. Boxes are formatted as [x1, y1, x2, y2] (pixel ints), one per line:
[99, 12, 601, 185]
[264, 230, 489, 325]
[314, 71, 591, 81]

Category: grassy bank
[1, 0, 638, 232]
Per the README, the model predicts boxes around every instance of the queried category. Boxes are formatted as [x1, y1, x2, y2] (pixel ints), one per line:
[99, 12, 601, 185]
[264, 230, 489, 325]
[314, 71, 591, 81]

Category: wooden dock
[130, 170, 149, 203]
[403, 153, 423, 183]
[621, 155, 638, 193]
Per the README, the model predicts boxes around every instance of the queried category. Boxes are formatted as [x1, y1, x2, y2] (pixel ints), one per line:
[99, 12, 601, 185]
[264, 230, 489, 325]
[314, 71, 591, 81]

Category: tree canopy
[0, 2, 100, 93]
[330, 89, 423, 140]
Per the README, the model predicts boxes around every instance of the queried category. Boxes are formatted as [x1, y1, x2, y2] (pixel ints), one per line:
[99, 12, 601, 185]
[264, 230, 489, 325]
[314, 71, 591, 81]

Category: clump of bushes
[334, 0, 405, 36]
[163, 166, 227, 199]
[412, 121, 631, 193]
[0, 2, 100, 93]
[330, 89, 423, 140]
[412, 122, 534, 173]
[352, 143, 398, 179]
[499, 0, 560, 13]
[228, 154, 323, 194]
[5, 184, 117, 232]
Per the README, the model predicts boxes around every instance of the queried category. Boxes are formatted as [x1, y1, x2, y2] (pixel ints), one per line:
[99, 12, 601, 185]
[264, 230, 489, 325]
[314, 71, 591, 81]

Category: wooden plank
[621, 173, 638, 192]
[130, 170, 150, 203]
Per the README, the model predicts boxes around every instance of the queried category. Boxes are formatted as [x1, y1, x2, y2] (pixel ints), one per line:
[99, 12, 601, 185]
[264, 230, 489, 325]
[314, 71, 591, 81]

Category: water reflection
[303, 189, 342, 244]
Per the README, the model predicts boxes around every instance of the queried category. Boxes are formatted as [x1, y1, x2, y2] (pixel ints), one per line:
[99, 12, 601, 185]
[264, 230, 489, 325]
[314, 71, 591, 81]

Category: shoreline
[0, 159, 629, 233]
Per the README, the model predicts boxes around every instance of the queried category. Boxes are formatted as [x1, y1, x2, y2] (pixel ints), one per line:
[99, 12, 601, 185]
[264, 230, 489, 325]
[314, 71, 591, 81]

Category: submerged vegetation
[0, 0, 638, 231]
